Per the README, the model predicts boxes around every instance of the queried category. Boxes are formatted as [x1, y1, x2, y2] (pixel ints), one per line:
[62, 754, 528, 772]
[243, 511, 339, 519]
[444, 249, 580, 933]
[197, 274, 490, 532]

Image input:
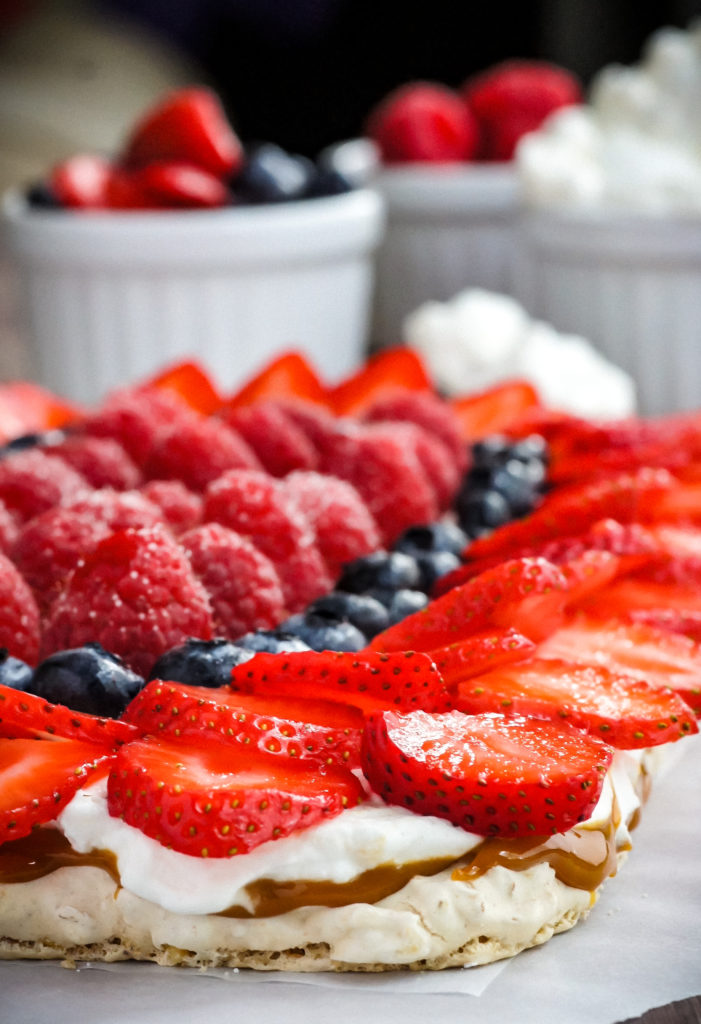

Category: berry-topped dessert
[0, 349, 699, 972]
[25, 86, 359, 211]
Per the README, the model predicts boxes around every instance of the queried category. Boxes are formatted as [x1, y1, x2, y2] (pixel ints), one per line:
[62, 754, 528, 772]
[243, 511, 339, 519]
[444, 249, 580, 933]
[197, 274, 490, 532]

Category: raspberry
[0, 551, 40, 664]
[383, 420, 461, 511]
[203, 469, 332, 612]
[46, 435, 142, 490]
[282, 471, 381, 580]
[271, 398, 341, 456]
[144, 415, 262, 491]
[0, 449, 89, 523]
[181, 523, 286, 638]
[463, 61, 582, 161]
[319, 424, 439, 546]
[42, 526, 214, 677]
[0, 500, 19, 554]
[82, 387, 197, 465]
[220, 402, 319, 477]
[139, 480, 203, 535]
[362, 388, 468, 473]
[11, 490, 164, 613]
[64, 489, 164, 532]
[366, 81, 479, 163]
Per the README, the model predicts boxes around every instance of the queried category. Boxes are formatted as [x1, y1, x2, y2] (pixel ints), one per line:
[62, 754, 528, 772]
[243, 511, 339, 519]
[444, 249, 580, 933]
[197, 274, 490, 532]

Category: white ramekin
[513, 210, 701, 416]
[1, 188, 385, 404]
[370, 164, 520, 349]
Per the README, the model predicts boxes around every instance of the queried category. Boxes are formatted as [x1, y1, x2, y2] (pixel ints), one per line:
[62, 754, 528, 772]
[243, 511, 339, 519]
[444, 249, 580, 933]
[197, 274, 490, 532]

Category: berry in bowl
[2, 87, 384, 404]
[367, 62, 582, 348]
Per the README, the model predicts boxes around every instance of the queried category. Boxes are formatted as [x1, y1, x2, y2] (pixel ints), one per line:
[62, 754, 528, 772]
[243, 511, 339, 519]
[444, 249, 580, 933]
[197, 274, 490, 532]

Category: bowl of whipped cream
[514, 21, 701, 416]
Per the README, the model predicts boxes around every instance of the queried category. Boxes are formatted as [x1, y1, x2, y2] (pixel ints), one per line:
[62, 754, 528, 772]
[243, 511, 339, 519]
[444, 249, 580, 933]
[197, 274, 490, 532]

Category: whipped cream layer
[403, 288, 636, 418]
[57, 749, 646, 919]
[518, 22, 701, 213]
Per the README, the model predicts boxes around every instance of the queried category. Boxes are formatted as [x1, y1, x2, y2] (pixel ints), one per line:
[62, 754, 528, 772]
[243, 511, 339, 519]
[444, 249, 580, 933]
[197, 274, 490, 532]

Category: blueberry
[456, 488, 512, 533]
[491, 459, 544, 515]
[26, 182, 61, 209]
[317, 138, 379, 188]
[509, 434, 549, 464]
[305, 167, 353, 198]
[278, 611, 366, 652]
[413, 549, 462, 592]
[0, 649, 33, 691]
[0, 429, 66, 458]
[395, 522, 468, 558]
[336, 551, 422, 596]
[236, 630, 312, 654]
[308, 592, 389, 639]
[148, 638, 254, 689]
[470, 435, 512, 470]
[384, 589, 429, 624]
[29, 643, 144, 718]
[232, 143, 315, 204]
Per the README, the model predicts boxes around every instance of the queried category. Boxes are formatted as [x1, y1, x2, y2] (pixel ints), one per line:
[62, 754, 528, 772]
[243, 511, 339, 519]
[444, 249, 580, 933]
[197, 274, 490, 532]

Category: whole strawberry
[463, 61, 581, 161]
[42, 526, 214, 677]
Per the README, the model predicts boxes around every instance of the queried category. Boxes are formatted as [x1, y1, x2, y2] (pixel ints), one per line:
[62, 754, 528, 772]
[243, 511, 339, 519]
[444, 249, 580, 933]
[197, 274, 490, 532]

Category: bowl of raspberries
[366, 61, 582, 348]
[1, 87, 384, 405]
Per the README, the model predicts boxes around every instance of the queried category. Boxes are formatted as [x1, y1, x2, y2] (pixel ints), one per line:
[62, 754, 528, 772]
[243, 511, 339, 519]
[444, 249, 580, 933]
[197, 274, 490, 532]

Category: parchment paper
[2, 736, 699, 1024]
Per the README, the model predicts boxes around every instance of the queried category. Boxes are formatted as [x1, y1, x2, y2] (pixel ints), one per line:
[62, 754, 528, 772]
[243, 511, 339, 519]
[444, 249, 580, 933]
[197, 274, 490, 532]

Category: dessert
[0, 349, 699, 974]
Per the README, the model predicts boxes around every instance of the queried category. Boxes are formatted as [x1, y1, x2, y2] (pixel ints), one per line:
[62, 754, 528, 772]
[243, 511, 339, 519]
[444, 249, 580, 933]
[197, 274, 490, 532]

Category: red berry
[144, 415, 262, 491]
[366, 82, 480, 163]
[42, 526, 214, 677]
[282, 470, 381, 579]
[362, 388, 468, 473]
[319, 423, 439, 546]
[0, 551, 41, 665]
[203, 469, 332, 612]
[361, 709, 612, 837]
[181, 522, 287, 638]
[46, 435, 142, 490]
[139, 479, 203, 535]
[121, 86, 243, 179]
[220, 402, 319, 477]
[0, 449, 89, 524]
[11, 489, 163, 613]
[83, 387, 197, 466]
[463, 61, 582, 161]
[129, 161, 230, 209]
[49, 154, 113, 208]
[0, 500, 19, 555]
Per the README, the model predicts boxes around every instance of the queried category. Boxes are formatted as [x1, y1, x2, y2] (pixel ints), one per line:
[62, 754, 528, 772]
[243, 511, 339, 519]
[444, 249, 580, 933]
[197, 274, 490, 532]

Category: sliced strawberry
[329, 348, 433, 417]
[107, 736, 364, 858]
[0, 382, 83, 443]
[361, 709, 612, 837]
[450, 381, 541, 442]
[1, 738, 113, 844]
[538, 616, 701, 716]
[121, 87, 243, 179]
[130, 161, 230, 208]
[49, 154, 113, 209]
[372, 557, 569, 653]
[228, 650, 451, 714]
[122, 680, 364, 769]
[427, 629, 536, 687]
[574, 576, 701, 642]
[141, 360, 223, 415]
[0, 684, 139, 746]
[627, 608, 701, 644]
[466, 469, 675, 563]
[225, 351, 330, 410]
[454, 658, 697, 748]
[558, 549, 623, 606]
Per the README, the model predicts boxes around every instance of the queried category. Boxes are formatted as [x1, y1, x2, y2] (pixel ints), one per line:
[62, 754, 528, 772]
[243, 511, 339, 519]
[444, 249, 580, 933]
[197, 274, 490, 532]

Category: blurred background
[1, 0, 701, 383]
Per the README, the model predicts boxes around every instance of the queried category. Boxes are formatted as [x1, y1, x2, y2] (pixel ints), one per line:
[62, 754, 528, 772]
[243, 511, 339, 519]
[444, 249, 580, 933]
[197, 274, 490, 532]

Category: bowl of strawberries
[366, 61, 582, 349]
[1, 87, 385, 405]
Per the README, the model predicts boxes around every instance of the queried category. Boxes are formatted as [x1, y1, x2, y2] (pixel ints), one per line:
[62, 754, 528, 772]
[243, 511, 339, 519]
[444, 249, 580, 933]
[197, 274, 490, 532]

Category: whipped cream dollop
[403, 288, 636, 418]
[56, 749, 646, 919]
[517, 22, 701, 213]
